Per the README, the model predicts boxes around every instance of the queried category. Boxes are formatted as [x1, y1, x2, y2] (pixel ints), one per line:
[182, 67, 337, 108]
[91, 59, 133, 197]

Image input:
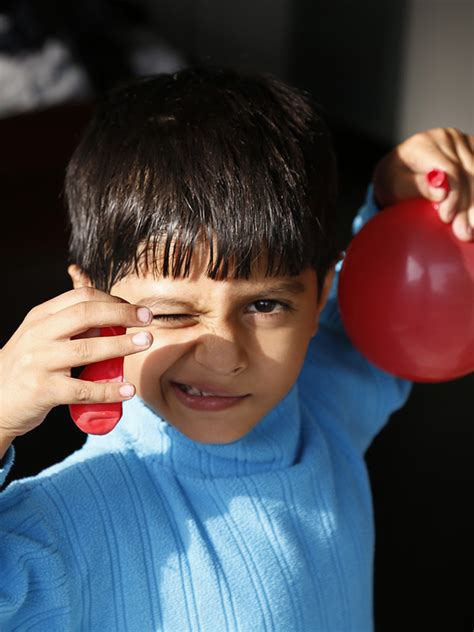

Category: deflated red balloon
[69, 326, 126, 434]
[338, 190, 474, 382]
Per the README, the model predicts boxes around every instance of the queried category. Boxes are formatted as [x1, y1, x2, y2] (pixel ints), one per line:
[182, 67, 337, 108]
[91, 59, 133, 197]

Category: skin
[68, 256, 336, 444]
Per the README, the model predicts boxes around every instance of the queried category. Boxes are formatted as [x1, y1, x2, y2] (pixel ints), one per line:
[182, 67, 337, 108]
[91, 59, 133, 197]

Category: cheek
[123, 332, 184, 381]
[256, 323, 312, 363]
[123, 349, 148, 379]
[255, 328, 311, 389]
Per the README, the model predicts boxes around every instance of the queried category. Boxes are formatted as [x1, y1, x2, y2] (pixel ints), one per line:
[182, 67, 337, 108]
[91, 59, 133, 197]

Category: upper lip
[172, 381, 249, 397]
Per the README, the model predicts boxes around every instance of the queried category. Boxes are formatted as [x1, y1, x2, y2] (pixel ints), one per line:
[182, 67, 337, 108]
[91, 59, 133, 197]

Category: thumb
[413, 171, 449, 203]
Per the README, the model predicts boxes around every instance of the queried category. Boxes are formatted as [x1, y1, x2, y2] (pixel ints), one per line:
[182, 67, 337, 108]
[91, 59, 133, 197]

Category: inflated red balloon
[69, 326, 126, 434]
[338, 171, 474, 382]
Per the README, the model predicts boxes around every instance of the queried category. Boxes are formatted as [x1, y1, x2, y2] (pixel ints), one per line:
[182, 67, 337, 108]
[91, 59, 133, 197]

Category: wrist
[0, 431, 16, 462]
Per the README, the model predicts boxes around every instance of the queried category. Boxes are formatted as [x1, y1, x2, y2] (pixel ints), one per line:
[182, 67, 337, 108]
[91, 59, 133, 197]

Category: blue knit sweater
[0, 189, 412, 631]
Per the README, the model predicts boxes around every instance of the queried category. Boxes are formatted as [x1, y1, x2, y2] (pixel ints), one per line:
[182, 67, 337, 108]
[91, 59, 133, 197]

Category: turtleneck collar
[106, 386, 302, 479]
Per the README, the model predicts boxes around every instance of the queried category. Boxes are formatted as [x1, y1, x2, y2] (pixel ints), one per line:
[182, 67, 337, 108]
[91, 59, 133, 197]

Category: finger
[413, 171, 449, 203]
[448, 131, 474, 173]
[59, 377, 137, 406]
[25, 287, 130, 323]
[451, 211, 474, 242]
[435, 188, 461, 223]
[37, 300, 153, 340]
[435, 167, 472, 223]
[399, 132, 464, 192]
[373, 135, 443, 206]
[431, 131, 473, 216]
[385, 159, 453, 204]
[468, 205, 474, 231]
[421, 129, 473, 173]
[57, 330, 153, 369]
[411, 162, 470, 225]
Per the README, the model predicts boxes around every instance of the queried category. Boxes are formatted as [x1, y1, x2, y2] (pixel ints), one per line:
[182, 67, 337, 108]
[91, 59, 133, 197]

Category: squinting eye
[247, 300, 290, 315]
[152, 314, 193, 322]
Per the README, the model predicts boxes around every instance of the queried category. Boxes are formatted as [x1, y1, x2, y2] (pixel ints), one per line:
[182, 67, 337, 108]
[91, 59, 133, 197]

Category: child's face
[70, 249, 334, 444]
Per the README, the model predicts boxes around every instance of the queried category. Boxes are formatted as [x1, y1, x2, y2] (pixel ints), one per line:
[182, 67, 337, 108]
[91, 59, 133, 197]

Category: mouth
[173, 381, 247, 397]
[170, 381, 250, 412]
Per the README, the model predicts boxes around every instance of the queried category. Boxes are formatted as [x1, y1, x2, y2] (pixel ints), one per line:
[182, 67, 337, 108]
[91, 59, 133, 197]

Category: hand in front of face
[373, 128, 474, 242]
[0, 288, 153, 442]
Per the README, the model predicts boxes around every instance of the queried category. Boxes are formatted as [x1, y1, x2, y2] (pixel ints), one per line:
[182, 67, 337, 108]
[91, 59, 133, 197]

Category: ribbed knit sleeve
[0, 468, 74, 631]
[299, 186, 412, 453]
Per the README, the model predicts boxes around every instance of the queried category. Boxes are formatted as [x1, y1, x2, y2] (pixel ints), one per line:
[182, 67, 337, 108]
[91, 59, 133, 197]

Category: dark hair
[66, 66, 340, 299]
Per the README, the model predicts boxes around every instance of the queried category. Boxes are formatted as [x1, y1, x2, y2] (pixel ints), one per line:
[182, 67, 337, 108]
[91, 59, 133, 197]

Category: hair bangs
[132, 184, 309, 284]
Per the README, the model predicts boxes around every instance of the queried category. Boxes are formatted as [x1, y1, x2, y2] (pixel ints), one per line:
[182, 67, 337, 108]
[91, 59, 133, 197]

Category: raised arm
[299, 127, 473, 453]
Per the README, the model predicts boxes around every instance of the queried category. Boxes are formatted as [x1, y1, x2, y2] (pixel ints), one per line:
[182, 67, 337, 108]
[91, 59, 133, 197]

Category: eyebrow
[138, 280, 306, 310]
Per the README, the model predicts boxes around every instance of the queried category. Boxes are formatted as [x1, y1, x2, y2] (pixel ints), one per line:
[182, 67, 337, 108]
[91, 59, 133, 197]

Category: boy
[0, 67, 472, 631]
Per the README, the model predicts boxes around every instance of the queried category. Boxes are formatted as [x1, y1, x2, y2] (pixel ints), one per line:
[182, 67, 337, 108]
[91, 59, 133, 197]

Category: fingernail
[137, 307, 152, 323]
[132, 332, 151, 346]
[120, 384, 134, 397]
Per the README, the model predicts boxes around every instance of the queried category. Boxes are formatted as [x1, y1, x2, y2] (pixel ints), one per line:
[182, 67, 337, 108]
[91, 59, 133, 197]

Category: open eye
[246, 300, 291, 315]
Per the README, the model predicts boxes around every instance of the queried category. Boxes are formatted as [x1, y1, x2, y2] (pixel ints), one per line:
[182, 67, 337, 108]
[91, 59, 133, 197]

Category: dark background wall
[1, 1, 472, 630]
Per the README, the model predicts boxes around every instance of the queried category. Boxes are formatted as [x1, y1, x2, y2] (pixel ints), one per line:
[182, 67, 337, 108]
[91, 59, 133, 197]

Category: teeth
[178, 383, 221, 397]
[179, 383, 208, 397]
[188, 386, 204, 396]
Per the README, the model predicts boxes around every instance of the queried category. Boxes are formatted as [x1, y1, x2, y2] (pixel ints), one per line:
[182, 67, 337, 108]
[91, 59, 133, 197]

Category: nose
[193, 324, 249, 376]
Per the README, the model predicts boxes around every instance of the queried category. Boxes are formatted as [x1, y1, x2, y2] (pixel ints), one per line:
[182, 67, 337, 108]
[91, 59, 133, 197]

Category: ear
[317, 266, 336, 312]
[67, 264, 93, 289]
[310, 265, 337, 337]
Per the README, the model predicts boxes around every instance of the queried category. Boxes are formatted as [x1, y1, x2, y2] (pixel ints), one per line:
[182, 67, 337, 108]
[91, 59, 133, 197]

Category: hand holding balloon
[0, 289, 152, 445]
[372, 128, 474, 241]
[339, 128, 474, 382]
